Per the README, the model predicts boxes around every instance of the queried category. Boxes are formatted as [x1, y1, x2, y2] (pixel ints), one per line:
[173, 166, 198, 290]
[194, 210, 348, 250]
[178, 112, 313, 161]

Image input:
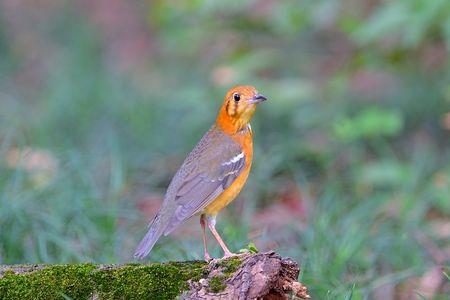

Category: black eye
[233, 93, 240, 101]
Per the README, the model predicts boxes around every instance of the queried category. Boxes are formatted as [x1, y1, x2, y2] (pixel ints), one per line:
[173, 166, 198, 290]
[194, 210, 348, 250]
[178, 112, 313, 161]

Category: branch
[0, 251, 309, 299]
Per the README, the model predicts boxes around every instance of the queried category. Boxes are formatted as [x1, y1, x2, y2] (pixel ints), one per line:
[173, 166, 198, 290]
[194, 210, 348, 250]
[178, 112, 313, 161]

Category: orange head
[216, 85, 267, 134]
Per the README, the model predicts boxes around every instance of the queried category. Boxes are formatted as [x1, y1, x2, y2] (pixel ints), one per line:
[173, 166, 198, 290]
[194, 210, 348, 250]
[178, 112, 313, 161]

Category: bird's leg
[206, 216, 235, 258]
[200, 214, 212, 261]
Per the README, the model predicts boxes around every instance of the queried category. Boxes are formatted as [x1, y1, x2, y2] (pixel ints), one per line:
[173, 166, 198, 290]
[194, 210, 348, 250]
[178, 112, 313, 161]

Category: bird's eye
[233, 93, 240, 101]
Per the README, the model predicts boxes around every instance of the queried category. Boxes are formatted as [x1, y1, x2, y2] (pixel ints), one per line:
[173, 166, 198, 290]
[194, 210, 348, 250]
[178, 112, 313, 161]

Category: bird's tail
[134, 214, 165, 259]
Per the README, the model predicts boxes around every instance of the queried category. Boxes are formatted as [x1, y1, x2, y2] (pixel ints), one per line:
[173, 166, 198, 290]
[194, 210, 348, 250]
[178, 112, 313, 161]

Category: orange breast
[203, 129, 253, 216]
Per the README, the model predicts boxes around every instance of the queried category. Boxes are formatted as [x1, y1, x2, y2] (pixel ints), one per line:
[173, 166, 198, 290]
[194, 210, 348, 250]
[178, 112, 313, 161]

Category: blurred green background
[1, 0, 449, 298]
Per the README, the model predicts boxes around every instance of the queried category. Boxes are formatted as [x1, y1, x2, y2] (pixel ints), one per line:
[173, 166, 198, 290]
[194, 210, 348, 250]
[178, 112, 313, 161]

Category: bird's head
[216, 85, 267, 134]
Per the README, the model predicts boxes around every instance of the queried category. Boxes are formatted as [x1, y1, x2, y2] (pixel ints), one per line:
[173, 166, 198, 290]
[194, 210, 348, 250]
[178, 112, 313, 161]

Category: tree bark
[0, 251, 309, 300]
[185, 251, 310, 299]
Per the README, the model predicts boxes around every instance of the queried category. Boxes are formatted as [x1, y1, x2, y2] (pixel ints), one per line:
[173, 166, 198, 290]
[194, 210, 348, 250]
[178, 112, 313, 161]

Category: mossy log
[0, 251, 309, 300]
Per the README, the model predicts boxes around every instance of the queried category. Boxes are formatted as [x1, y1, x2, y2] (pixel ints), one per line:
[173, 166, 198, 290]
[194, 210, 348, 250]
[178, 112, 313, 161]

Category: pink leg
[206, 216, 235, 258]
[200, 214, 212, 261]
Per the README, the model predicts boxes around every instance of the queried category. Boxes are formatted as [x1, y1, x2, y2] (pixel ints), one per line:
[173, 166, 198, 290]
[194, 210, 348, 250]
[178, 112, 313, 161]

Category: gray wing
[162, 129, 246, 235]
[134, 126, 246, 258]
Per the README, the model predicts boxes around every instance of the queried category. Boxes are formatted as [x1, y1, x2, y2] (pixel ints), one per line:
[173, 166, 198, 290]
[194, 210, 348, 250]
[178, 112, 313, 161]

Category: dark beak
[250, 93, 267, 104]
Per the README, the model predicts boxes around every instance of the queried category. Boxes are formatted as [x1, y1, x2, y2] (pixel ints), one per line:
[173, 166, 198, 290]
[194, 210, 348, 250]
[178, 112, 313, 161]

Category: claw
[222, 252, 237, 259]
[204, 253, 212, 262]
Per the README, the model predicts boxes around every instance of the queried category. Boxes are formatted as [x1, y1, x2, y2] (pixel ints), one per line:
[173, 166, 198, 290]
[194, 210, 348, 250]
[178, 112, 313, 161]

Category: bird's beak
[249, 93, 267, 104]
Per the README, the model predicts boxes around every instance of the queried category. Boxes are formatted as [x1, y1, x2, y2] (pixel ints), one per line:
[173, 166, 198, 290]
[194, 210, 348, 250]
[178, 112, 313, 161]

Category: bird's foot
[222, 251, 238, 259]
[223, 251, 253, 259]
[204, 253, 212, 262]
[207, 252, 249, 264]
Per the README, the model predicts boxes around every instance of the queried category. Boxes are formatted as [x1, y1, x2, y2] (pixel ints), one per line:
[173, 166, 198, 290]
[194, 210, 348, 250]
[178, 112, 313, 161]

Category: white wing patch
[222, 152, 244, 166]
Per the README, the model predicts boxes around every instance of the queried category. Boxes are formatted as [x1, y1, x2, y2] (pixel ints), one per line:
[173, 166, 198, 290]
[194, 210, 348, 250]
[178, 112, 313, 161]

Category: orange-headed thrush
[134, 85, 267, 260]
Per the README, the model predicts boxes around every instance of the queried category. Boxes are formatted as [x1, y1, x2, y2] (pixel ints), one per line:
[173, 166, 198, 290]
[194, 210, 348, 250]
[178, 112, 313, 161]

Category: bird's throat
[216, 106, 253, 135]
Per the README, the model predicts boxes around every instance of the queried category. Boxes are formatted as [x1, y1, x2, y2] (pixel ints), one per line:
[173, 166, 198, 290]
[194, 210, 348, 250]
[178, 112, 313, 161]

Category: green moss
[208, 275, 226, 293]
[0, 261, 208, 300]
[215, 257, 241, 276]
[0, 264, 96, 300]
[92, 262, 206, 300]
[206, 257, 242, 294]
[0, 259, 246, 299]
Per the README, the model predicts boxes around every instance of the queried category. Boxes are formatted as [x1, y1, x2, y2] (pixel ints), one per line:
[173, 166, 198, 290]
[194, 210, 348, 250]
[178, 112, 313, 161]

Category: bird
[134, 85, 267, 261]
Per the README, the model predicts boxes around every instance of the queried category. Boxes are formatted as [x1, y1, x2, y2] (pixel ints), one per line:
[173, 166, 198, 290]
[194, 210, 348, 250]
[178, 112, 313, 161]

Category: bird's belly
[203, 165, 251, 216]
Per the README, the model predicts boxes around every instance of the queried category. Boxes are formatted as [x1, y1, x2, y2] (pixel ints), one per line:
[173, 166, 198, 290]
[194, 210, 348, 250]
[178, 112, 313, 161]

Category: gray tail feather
[134, 218, 165, 259]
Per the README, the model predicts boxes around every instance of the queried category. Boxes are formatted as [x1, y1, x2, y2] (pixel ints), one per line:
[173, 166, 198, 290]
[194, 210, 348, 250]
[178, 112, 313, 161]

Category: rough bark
[0, 251, 309, 300]
[185, 252, 309, 299]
